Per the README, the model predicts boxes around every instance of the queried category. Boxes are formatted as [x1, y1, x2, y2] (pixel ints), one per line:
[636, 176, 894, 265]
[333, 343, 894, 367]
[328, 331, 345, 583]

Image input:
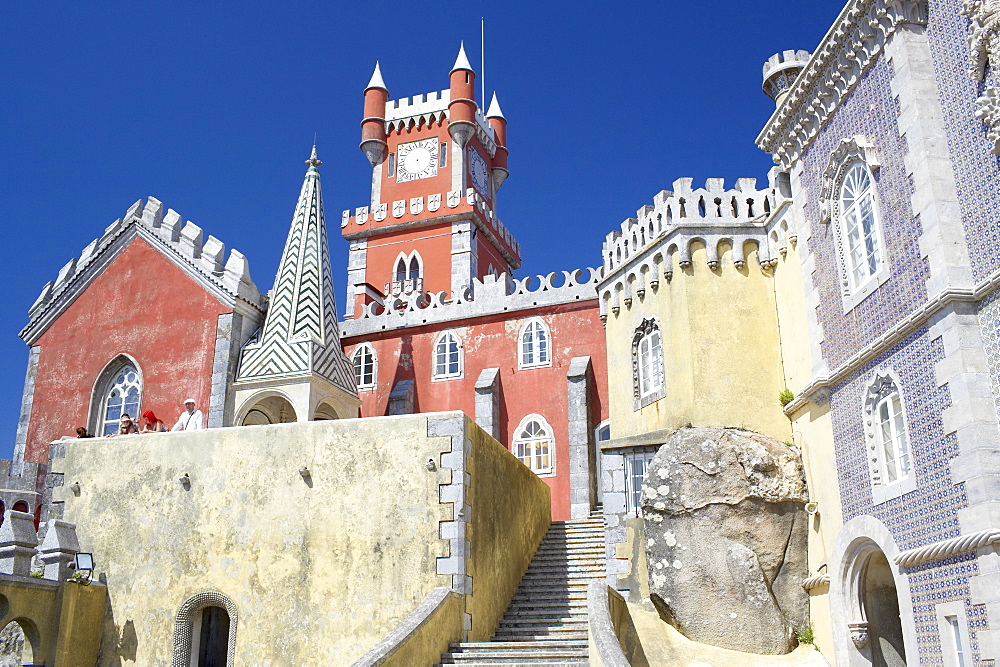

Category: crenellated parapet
[340, 268, 601, 337]
[382, 89, 496, 155]
[20, 197, 265, 345]
[597, 173, 792, 320]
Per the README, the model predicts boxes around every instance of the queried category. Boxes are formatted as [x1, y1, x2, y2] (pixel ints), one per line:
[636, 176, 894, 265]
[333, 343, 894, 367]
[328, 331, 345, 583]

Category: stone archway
[861, 551, 906, 665]
[312, 401, 342, 421]
[0, 618, 40, 666]
[237, 393, 297, 426]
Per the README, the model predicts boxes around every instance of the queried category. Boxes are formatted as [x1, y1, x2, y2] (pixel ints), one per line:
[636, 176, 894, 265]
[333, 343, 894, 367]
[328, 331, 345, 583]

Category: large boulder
[641, 427, 809, 654]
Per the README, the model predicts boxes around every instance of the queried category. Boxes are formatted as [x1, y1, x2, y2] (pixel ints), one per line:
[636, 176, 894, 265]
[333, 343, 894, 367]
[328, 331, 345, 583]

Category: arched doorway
[861, 551, 906, 665]
[194, 605, 230, 667]
[172, 591, 237, 667]
[312, 401, 340, 421]
[237, 394, 296, 426]
[0, 619, 39, 666]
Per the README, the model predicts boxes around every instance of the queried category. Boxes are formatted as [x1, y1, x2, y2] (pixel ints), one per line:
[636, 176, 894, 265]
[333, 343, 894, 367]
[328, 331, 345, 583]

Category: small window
[632, 318, 664, 409]
[395, 258, 407, 282]
[433, 331, 462, 379]
[352, 344, 377, 391]
[519, 318, 551, 369]
[408, 256, 420, 281]
[947, 616, 967, 667]
[100, 362, 142, 436]
[863, 370, 915, 503]
[440, 142, 448, 167]
[513, 415, 554, 476]
[388, 153, 396, 178]
[624, 449, 657, 517]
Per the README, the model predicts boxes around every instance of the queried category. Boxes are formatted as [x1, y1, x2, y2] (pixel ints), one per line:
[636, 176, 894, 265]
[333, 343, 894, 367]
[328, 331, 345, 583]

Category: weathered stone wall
[48, 414, 547, 665]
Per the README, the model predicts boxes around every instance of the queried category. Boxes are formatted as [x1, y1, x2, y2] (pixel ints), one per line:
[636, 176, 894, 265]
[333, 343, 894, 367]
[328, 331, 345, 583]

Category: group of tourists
[76, 398, 205, 438]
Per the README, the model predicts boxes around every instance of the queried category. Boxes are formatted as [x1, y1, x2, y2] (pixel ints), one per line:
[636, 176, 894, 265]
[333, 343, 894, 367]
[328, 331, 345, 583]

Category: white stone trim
[631, 318, 664, 410]
[511, 413, 556, 478]
[936, 600, 975, 667]
[517, 317, 552, 370]
[430, 414, 472, 605]
[87, 353, 144, 438]
[756, 0, 928, 168]
[351, 342, 378, 392]
[861, 368, 917, 504]
[829, 515, 918, 666]
[802, 573, 831, 591]
[13, 347, 40, 467]
[893, 528, 1000, 567]
[431, 330, 464, 382]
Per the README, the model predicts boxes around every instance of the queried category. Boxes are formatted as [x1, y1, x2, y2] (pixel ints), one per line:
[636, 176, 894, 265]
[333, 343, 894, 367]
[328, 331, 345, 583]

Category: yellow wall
[772, 235, 841, 661]
[466, 421, 551, 640]
[49, 413, 549, 665]
[604, 241, 790, 442]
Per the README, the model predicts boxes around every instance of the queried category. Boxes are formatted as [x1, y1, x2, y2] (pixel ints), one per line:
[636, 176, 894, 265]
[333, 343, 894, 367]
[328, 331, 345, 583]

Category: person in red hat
[139, 410, 167, 433]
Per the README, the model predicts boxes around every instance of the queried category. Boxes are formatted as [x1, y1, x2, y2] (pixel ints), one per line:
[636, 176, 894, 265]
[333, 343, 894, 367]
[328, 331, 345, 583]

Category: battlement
[342, 188, 521, 258]
[21, 197, 265, 345]
[602, 176, 783, 276]
[340, 268, 601, 337]
[762, 49, 811, 81]
[386, 90, 450, 121]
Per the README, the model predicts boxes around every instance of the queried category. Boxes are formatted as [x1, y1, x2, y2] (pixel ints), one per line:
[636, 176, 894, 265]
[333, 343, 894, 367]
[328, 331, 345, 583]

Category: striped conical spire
[234, 147, 356, 399]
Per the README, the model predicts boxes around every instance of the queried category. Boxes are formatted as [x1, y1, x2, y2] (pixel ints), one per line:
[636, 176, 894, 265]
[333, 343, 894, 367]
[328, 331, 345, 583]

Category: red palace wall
[345, 300, 608, 521]
[24, 238, 231, 462]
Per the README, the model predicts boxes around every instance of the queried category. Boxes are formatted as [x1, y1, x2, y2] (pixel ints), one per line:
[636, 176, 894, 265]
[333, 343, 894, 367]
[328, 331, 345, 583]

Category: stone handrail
[352, 586, 463, 666]
[587, 580, 630, 667]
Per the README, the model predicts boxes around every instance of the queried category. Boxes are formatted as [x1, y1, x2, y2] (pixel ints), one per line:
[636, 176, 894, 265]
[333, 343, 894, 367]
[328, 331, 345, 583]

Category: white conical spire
[366, 61, 387, 91]
[486, 92, 505, 119]
[451, 41, 474, 72]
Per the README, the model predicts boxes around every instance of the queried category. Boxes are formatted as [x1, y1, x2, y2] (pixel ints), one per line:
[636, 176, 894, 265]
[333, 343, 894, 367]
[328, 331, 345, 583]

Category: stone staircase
[437, 511, 605, 665]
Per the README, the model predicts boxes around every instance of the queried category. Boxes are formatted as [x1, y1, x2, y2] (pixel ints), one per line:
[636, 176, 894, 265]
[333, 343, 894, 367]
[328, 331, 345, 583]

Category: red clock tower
[342, 44, 517, 318]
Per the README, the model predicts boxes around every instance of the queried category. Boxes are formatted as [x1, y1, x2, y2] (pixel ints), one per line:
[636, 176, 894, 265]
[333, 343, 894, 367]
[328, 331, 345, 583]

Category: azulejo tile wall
[798, 55, 929, 371]
[979, 288, 1000, 423]
[927, 0, 1000, 283]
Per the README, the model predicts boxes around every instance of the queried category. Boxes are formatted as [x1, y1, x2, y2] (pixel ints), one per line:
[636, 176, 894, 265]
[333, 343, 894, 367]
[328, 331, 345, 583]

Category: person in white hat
[171, 398, 205, 431]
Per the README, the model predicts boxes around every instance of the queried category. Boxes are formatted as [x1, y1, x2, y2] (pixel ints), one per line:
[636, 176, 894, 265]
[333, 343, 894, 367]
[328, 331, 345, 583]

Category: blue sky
[0, 2, 840, 459]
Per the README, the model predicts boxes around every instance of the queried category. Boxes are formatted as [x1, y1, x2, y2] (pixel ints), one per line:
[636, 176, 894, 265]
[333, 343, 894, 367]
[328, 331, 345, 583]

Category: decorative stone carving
[642, 427, 809, 655]
[447, 190, 460, 208]
[428, 193, 441, 212]
[849, 621, 870, 649]
[409, 197, 423, 215]
[355, 206, 369, 225]
[964, 1, 1000, 151]
[374, 203, 387, 221]
[819, 136, 881, 224]
[392, 200, 405, 218]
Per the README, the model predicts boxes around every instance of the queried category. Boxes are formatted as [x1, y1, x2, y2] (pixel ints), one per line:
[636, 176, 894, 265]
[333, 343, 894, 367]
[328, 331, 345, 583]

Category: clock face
[469, 148, 490, 195]
[397, 139, 439, 183]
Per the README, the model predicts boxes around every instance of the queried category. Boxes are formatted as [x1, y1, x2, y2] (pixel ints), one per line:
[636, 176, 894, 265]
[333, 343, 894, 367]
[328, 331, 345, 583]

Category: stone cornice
[756, 0, 927, 169]
[894, 528, 1000, 567]
[785, 267, 1000, 414]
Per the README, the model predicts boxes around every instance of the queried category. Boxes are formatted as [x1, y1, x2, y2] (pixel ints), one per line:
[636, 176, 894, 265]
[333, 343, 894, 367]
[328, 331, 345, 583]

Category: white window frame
[352, 343, 377, 391]
[624, 448, 657, 517]
[935, 601, 972, 667]
[821, 136, 890, 312]
[518, 317, 552, 369]
[863, 369, 916, 504]
[432, 330, 463, 381]
[512, 414, 555, 476]
[632, 318, 665, 410]
[89, 355, 143, 437]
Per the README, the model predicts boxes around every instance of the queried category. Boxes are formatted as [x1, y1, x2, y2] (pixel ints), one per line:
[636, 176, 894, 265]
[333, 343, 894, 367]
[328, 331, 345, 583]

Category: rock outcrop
[641, 427, 809, 654]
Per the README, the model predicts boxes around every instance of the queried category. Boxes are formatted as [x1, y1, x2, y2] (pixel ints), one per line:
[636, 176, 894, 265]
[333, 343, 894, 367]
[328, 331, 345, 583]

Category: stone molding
[784, 267, 1000, 412]
[340, 269, 600, 338]
[861, 367, 917, 504]
[756, 0, 928, 168]
[171, 590, 238, 667]
[473, 368, 500, 440]
[430, 415, 473, 611]
[20, 197, 265, 346]
[352, 586, 462, 666]
[801, 573, 831, 590]
[818, 136, 881, 224]
[894, 527, 1000, 567]
[13, 347, 40, 466]
[630, 318, 665, 410]
[566, 356, 594, 519]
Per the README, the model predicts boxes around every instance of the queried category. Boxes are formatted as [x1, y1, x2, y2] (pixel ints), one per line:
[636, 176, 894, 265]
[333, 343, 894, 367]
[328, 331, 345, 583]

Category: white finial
[366, 61, 387, 91]
[451, 41, 474, 73]
[486, 92, 505, 119]
[306, 145, 322, 168]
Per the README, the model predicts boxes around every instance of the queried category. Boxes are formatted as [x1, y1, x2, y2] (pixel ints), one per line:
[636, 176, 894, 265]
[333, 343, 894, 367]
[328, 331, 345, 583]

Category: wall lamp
[179, 473, 191, 487]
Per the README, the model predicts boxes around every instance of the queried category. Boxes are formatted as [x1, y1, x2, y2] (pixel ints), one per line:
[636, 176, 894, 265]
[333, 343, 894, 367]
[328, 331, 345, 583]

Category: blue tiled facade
[926, 0, 1000, 283]
[792, 4, 997, 664]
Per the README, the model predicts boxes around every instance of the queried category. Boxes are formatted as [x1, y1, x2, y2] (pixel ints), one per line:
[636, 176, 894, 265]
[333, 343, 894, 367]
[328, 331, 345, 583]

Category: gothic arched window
[433, 331, 462, 379]
[513, 415, 554, 476]
[632, 318, 664, 409]
[352, 343, 377, 391]
[92, 358, 142, 437]
[839, 162, 884, 292]
[863, 370, 915, 503]
[519, 318, 551, 369]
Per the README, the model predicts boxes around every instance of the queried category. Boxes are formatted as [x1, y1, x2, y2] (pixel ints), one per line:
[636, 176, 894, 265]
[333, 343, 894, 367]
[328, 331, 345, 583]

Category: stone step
[440, 650, 588, 663]
[509, 589, 589, 599]
[498, 617, 587, 627]
[511, 584, 591, 594]
[437, 661, 587, 666]
[493, 631, 588, 641]
[504, 604, 588, 615]
[452, 641, 587, 650]
[526, 562, 605, 571]
[519, 572, 605, 582]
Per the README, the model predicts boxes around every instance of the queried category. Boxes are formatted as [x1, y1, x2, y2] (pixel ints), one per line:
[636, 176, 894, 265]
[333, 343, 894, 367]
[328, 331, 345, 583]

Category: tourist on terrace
[113, 414, 139, 436]
[171, 398, 204, 431]
[140, 410, 167, 433]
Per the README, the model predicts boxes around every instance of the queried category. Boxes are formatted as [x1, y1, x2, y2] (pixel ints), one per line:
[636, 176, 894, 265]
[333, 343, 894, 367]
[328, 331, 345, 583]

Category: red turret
[447, 43, 477, 149]
[360, 62, 389, 167]
[486, 92, 509, 192]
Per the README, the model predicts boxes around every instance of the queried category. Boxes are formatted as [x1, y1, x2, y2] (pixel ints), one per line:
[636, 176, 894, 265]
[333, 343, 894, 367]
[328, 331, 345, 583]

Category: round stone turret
[762, 50, 810, 105]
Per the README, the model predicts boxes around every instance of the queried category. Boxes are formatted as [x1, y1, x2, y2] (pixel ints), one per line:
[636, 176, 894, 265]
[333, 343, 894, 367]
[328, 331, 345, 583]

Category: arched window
[839, 162, 883, 291]
[395, 257, 407, 283]
[408, 255, 420, 281]
[352, 343, 377, 391]
[632, 318, 664, 409]
[92, 358, 142, 436]
[172, 591, 237, 667]
[863, 370, 914, 503]
[519, 318, 551, 369]
[433, 331, 462, 379]
[391, 251, 423, 294]
[513, 415, 554, 476]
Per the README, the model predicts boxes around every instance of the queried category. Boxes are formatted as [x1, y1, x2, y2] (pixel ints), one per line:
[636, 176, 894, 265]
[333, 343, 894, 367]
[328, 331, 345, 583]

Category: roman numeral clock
[396, 139, 439, 182]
